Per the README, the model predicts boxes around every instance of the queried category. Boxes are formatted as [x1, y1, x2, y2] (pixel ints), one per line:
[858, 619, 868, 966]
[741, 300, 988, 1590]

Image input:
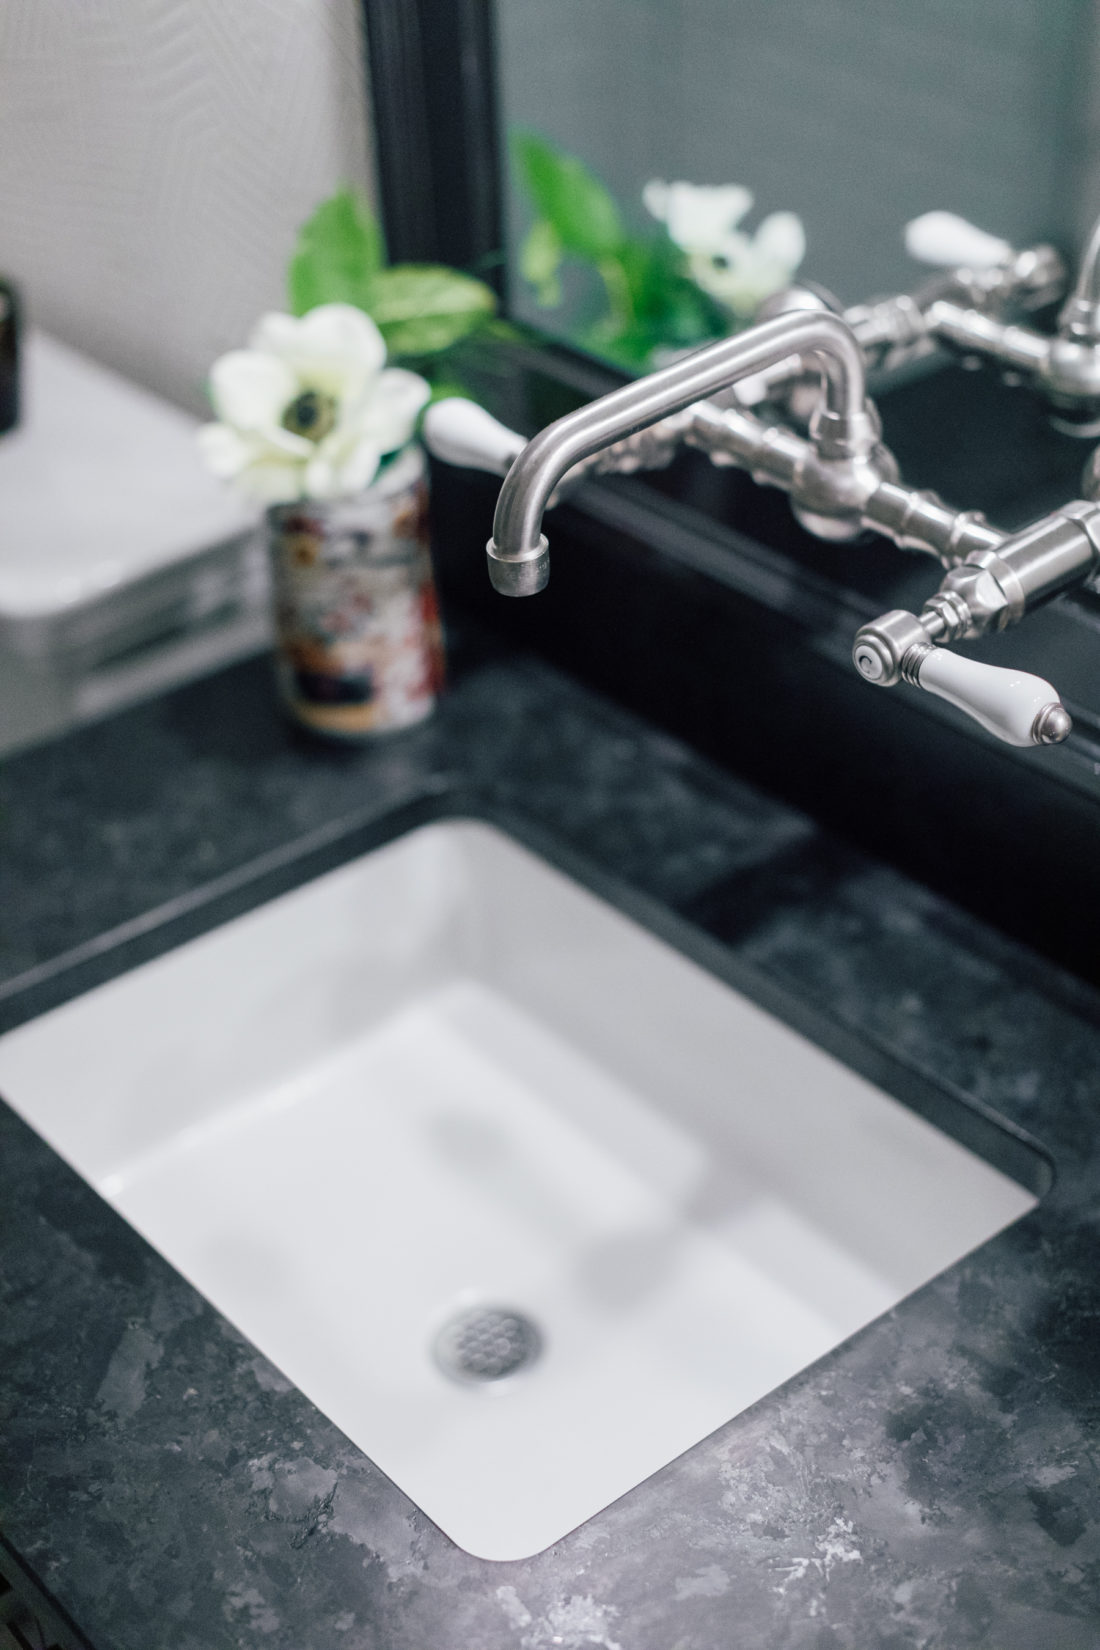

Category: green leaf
[287, 188, 385, 316]
[579, 317, 655, 371]
[571, 230, 732, 372]
[478, 315, 526, 344]
[520, 217, 563, 307]
[596, 253, 635, 332]
[423, 375, 473, 405]
[512, 131, 624, 261]
[617, 234, 728, 347]
[368, 265, 497, 357]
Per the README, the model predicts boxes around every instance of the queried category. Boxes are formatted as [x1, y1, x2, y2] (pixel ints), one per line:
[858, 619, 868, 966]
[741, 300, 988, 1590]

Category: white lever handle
[904, 212, 1013, 271]
[422, 397, 526, 476]
[915, 648, 1070, 746]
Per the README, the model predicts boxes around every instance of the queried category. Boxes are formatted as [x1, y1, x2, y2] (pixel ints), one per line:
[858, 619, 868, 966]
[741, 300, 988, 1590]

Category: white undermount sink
[0, 819, 1037, 1560]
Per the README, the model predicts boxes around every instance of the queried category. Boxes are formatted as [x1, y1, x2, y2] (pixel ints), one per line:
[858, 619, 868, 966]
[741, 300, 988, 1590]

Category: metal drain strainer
[432, 1305, 543, 1384]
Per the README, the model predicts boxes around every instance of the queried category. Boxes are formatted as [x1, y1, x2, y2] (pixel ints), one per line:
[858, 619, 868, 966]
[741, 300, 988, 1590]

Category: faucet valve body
[852, 610, 935, 688]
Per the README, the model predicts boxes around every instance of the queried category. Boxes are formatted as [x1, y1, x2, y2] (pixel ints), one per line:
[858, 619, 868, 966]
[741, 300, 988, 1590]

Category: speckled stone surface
[1, 632, 1098, 1650]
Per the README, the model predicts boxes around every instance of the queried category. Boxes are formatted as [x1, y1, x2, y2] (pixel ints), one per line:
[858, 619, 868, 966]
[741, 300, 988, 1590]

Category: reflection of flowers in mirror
[643, 181, 806, 322]
[197, 304, 430, 505]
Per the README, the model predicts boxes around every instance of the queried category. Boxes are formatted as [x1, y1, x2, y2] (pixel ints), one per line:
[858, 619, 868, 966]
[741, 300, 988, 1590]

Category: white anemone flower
[197, 303, 430, 504]
[642, 180, 755, 256]
[644, 180, 806, 321]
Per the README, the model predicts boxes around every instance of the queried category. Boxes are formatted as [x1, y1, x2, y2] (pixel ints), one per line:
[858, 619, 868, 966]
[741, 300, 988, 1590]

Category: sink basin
[0, 818, 1038, 1560]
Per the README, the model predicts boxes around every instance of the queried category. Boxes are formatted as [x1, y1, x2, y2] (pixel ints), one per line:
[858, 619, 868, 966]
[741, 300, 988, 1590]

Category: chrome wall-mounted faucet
[425, 296, 1100, 752]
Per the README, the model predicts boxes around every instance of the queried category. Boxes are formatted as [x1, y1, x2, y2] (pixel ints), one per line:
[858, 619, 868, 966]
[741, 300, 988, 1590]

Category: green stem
[596, 255, 634, 334]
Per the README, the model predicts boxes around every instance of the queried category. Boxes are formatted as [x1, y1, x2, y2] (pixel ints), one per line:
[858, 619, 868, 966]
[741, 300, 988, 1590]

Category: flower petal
[238, 455, 306, 504]
[197, 421, 314, 503]
[642, 180, 671, 222]
[752, 211, 806, 271]
[354, 368, 431, 453]
[196, 421, 253, 478]
[250, 304, 386, 402]
[260, 425, 315, 459]
[302, 453, 337, 499]
[208, 350, 298, 432]
[647, 182, 754, 253]
[333, 434, 385, 497]
[305, 418, 384, 497]
[687, 232, 803, 320]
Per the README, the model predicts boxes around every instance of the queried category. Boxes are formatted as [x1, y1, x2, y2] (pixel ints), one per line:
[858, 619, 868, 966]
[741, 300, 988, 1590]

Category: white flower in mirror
[642, 181, 754, 255]
[644, 181, 806, 321]
[197, 303, 430, 504]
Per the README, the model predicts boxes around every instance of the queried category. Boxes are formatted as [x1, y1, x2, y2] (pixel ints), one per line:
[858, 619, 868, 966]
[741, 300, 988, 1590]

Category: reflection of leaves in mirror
[515, 132, 626, 262]
[512, 132, 805, 371]
[287, 188, 498, 370]
[520, 217, 565, 308]
[513, 131, 728, 370]
[603, 233, 729, 369]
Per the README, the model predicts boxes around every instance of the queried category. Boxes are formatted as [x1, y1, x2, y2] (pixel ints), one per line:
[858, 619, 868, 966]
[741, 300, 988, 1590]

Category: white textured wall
[0, 0, 374, 414]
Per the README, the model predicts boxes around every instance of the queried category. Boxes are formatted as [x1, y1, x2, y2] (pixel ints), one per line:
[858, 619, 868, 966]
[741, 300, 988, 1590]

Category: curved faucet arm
[489, 312, 871, 592]
[426, 391, 998, 568]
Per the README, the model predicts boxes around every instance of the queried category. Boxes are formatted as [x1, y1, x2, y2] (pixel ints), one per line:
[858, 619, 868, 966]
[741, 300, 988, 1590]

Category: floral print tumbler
[266, 444, 444, 738]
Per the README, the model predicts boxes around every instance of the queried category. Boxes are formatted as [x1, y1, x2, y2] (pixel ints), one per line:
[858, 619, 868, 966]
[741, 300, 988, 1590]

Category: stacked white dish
[0, 333, 264, 752]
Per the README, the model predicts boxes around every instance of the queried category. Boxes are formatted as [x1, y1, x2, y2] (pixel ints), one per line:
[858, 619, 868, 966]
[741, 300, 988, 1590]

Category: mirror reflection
[497, 0, 1094, 370]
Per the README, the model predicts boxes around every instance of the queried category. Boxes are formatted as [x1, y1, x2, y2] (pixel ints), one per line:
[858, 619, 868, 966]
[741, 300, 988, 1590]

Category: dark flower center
[282, 389, 337, 442]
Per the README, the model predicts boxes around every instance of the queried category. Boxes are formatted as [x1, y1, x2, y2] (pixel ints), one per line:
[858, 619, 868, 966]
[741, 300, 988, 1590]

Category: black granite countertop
[1, 629, 1098, 1650]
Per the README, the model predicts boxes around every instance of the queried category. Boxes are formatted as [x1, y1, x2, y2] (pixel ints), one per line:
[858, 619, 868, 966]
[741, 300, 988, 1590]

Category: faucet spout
[488, 311, 872, 594]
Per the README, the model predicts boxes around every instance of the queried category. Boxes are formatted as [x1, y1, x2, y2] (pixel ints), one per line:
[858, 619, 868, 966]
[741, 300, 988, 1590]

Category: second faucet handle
[422, 398, 527, 477]
[904, 211, 1014, 270]
[912, 647, 1071, 746]
[904, 212, 1065, 318]
[853, 611, 1071, 747]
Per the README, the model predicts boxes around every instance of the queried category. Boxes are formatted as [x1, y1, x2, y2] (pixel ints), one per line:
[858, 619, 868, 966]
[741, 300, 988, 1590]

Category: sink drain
[432, 1305, 543, 1385]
